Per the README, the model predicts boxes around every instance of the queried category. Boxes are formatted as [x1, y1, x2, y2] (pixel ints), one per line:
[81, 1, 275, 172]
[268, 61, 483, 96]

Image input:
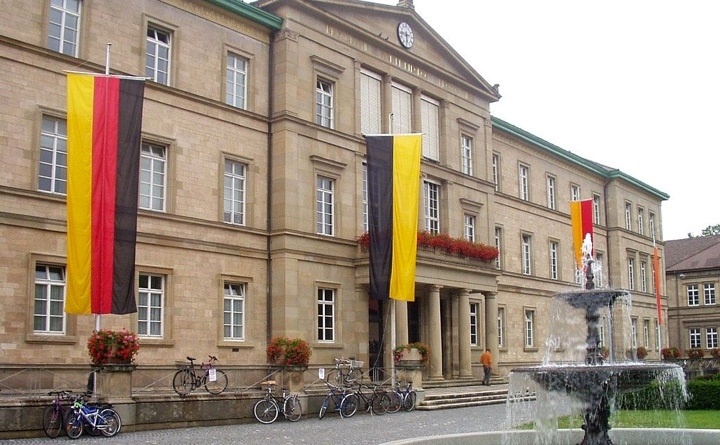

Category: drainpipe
[266, 32, 275, 345]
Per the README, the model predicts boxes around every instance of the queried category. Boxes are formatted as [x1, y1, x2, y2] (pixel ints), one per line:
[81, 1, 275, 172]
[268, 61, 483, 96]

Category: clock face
[397, 22, 414, 49]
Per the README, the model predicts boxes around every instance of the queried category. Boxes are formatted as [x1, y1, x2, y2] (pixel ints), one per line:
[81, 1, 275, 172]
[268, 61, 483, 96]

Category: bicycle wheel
[99, 409, 122, 437]
[65, 411, 83, 439]
[387, 390, 402, 413]
[253, 398, 279, 424]
[204, 369, 228, 395]
[371, 391, 391, 415]
[42, 405, 64, 438]
[339, 393, 359, 418]
[172, 369, 193, 396]
[318, 396, 329, 419]
[403, 390, 417, 412]
[284, 394, 302, 422]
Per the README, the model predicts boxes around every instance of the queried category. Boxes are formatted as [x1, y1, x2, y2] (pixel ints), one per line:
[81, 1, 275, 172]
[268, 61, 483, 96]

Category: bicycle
[252, 381, 302, 424]
[351, 382, 391, 415]
[42, 390, 72, 438]
[172, 355, 228, 396]
[387, 381, 417, 413]
[64, 392, 121, 439]
[318, 381, 357, 419]
[325, 357, 363, 387]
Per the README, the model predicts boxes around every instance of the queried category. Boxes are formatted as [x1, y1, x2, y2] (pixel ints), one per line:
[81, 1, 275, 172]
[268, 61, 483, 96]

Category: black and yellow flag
[366, 134, 422, 301]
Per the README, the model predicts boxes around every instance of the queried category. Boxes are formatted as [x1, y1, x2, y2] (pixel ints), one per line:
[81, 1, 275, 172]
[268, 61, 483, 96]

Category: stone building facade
[0, 0, 669, 384]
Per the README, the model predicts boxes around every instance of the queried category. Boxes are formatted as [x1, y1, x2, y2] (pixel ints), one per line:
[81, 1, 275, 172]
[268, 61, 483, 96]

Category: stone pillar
[458, 289, 473, 378]
[428, 285, 443, 380]
[484, 292, 499, 375]
[93, 364, 136, 427]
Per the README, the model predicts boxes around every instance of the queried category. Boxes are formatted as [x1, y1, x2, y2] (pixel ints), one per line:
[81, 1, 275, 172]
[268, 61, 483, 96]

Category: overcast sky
[370, 0, 719, 240]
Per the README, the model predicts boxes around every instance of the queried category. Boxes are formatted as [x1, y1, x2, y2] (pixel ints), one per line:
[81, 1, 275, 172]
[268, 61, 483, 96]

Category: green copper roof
[205, 0, 283, 30]
[491, 115, 669, 201]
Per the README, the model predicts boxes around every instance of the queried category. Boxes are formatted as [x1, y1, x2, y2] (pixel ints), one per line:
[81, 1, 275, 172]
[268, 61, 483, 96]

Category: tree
[701, 224, 720, 236]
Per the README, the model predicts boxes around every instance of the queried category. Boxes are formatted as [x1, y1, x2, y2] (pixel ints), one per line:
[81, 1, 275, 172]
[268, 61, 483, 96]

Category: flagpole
[390, 299, 396, 387]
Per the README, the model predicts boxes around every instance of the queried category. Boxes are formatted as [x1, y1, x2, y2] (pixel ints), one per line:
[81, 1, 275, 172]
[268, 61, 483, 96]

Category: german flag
[366, 134, 422, 301]
[570, 199, 594, 267]
[66, 73, 144, 315]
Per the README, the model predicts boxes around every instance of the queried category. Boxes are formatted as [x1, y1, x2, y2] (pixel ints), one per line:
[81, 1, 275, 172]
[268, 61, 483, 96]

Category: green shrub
[686, 378, 720, 410]
[615, 380, 687, 410]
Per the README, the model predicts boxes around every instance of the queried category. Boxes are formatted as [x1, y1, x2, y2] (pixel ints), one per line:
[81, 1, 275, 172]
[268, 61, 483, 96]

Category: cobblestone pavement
[7, 402, 534, 445]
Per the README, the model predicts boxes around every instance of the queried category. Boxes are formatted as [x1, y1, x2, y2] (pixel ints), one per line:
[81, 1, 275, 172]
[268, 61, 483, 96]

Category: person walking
[480, 348, 492, 386]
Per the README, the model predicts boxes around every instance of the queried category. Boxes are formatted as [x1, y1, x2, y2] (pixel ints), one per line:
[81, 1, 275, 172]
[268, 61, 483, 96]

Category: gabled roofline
[491, 116, 669, 201]
[206, 0, 283, 30]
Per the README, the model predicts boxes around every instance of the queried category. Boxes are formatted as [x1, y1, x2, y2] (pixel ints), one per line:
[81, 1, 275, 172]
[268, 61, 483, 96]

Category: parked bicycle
[387, 381, 417, 413]
[318, 380, 357, 419]
[64, 392, 121, 439]
[350, 382, 391, 415]
[172, 355, 228, 396]
[252, 381, 302, 424]
[325, 357, 363, 387]
[42, 390, 72, 438]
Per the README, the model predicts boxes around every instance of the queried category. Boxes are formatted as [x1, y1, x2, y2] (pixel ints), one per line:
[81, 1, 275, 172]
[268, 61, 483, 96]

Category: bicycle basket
[351, 360, 364, 368]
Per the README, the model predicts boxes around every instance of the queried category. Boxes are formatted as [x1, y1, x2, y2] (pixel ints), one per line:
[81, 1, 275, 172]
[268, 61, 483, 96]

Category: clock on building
[397, 22, 414, 49]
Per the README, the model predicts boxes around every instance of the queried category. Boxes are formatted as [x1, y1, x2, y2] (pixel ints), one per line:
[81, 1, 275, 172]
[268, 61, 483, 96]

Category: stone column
[484, 292, 499, 375]
[458, 289, 473, 378]
[93, 364, 136, 427]
[428, 285, 443, 380]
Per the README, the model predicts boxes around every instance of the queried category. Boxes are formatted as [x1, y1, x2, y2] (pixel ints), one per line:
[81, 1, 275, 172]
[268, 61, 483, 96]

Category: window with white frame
[570, 184, 580, 201]
[494, 226, 502, 269]
[34, 264, 66, 334]
[362, 163, 368, 233]
[625, 202, 632, 230]
[423, 181, 440, 234]
[707, 327, 718, 349]
[704, 283, 716, 305]
[640, 260, 648, 292]
[687, 284, 699, 306]
[521, 234, 532, 275]
[492, 154, 500, 192]
[637, 207, 645, 235]
[599, 316, 606, 347]
[549, 241, 559, 280]
[643, 319, 650, 347]
[223, 282, 245, 340]
[317, 288, 335, 342]
[595, 252, 604, 287]
[689, 328, 701, 349]
[421, 95, 439, 160]
[138, 273, 164, 337]
[518, 164, 529, 201]
[546, 175, 556, 210]
[497, 307, 505, 348]
[223, 159, 246, 225]
[464, 214, 476, 242]
[139, 142, 167, 212]
[654, 319, 660, 350]
[461, 135, 473, 175]
[226, 52, 247, 109]
[146, 26, 171, 85]
[631, 318, 638, 348]
[649, 212, 656, 239]
[524, 309, 535, 348]
[627, 258, 635, 290]
[316, 176, 334, 236]
[38, 115, 68, 195]
[48, 0, 81, 57]
[316, 78, 334, 128]
[593, 194, 601, 225]
[360, 70, 382, 135]
[391, 83, 412, 134]
[469, 302, 478, 346]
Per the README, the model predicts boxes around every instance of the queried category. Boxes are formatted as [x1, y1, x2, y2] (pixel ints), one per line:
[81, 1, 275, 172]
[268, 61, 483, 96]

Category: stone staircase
[415, 378, 510, 411]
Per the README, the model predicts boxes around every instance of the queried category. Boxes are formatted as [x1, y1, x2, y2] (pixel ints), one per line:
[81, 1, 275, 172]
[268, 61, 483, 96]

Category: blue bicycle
[64, 392, 122, 438]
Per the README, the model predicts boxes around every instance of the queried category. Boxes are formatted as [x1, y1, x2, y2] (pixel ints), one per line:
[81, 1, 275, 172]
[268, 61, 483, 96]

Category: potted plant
[266, 337, 311, 369]
[87, 328, 140, 365]
[635, 346, 648, 360]
[661, 347, 681, 359]
[393, 342, 430, 365]
[687, 348, 705, 359]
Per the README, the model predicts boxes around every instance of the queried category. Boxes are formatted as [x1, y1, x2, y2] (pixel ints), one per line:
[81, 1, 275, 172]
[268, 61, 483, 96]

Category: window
[497, 307, 505, 348]
[631, 318, 638, 348]
[627, 258, 635, 290]
[546, 175, 556, 210]
[421, 96, 440, 160]
[640, 260, 648, 292]
[689, 328, 701, 349]
[223, 160, 246, 225]
[625, 202, 632, 230]
[461, 135, 473, 175]
[360, 70, 382, 135]
[637, 207, 645, 235]
[146, 26, 171, 85]
[38, 115, 68, 195]
[687, 284, 699, 306]
[593, 194, 601, 225]
[226, 52, 247, 109]
[423, 181, 440, 234]
[521, 234, 532, 275]
[524, 309, 535, 348]
[599, 316, 606, 347]
[707, 328, 718, 349]
[570, 184, 580, 201]
[649, 212, 656, 239]
[518, 165, 529, 201]
[492, 154, 500, 192]
[48, 0, 81, 56]
[549, 241, 559, 280]
[464, 214, 476, 242]
[469, 302, 478, 346]
[223, 282, 245, 340]
[704, 284, 716, 305]
[391, 83, 412, 134]
[643, 319, 650, 347]
[595, 253, 605, 287]
[654, 319, 660, 350]
[139, 142, 167, 212]
[494, 227, 502, 269]
[316, 79, 334, 128]
[317, 288, 335, 342]
[34, 264, 66, 333]
[138, 273, 164, 337]
[316, 176, 334, 236]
